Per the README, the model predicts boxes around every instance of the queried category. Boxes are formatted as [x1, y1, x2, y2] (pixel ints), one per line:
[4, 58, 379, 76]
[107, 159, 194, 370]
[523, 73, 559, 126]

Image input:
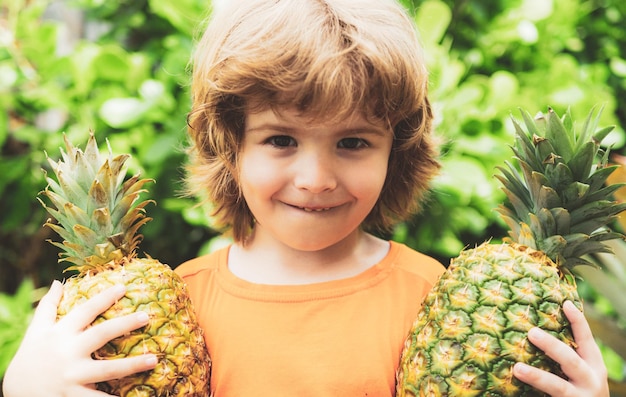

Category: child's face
[239, 105, 393, 251]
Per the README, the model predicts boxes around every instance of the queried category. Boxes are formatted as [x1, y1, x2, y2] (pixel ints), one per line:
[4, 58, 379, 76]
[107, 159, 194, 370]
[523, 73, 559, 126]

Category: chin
[284, 234, 354, 253]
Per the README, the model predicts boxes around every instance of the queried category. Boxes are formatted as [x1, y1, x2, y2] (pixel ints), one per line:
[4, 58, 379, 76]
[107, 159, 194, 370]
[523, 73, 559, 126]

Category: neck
[228, 229, 389, 285]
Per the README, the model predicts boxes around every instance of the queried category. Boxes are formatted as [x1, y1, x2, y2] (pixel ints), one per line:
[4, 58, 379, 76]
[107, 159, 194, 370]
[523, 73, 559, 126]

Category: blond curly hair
[186, 0, 440, 242]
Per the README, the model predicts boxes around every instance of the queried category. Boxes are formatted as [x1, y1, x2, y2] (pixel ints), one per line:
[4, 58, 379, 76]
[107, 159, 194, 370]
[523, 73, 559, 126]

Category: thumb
[27, 280, 63, 330]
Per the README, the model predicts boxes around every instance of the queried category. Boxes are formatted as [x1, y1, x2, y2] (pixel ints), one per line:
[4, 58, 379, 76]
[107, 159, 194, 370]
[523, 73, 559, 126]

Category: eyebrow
[245, 123, 296, 134]
[245, 123, 390, 137]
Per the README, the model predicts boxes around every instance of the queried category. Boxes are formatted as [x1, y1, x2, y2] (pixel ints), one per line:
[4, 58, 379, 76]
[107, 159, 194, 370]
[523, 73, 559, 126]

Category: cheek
[345, 159, 389, 200]
[239, 153, 283, 198]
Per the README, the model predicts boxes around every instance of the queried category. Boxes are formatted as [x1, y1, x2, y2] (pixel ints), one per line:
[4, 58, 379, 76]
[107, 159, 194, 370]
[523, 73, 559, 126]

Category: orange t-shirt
[175, 241, 445, 396]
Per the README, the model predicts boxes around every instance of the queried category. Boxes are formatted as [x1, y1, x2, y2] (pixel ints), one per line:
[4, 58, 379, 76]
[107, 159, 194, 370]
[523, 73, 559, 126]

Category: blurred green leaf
[0, 279, 36, 379]
[148, 0, 207, 36]
[0, 156, 30, 201]
[414, 0, 451, 46]
[610, 57, 626, 77]
[99, 97, 151, 128]
[93, 46, 131, 82]
[600, 342, 624, 383]
[437, 156, 497, 204]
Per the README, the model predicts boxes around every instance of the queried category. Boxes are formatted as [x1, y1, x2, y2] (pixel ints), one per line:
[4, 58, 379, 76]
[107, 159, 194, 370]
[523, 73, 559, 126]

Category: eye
[266, 135, 296, 148]
[338, 137, 368, 149]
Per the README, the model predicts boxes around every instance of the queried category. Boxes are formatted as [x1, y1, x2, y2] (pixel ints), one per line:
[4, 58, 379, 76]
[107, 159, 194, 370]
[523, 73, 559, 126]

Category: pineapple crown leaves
[495, 107, 626, 270]
[39, 133, 154, 273]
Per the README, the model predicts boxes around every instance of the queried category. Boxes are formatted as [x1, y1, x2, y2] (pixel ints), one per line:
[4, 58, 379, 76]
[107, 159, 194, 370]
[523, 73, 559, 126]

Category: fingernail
[145, 355, 158, 366]
[564, 300, 579, 311]
[514, 362, 530, 375]
[528, 327, 544, 340]
[112, 284, 126, 295]
[51, 280, 62, 291]
[136, 312, 149, 324]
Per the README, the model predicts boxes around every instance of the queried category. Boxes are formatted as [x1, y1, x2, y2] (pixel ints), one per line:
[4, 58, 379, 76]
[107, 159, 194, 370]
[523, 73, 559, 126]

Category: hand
[2, 280, 158, 397]
[513, 300, 609, 397]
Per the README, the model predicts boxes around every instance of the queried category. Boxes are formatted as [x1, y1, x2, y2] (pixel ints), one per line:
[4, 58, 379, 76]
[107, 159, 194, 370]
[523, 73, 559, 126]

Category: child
[2, 0, 610, 396]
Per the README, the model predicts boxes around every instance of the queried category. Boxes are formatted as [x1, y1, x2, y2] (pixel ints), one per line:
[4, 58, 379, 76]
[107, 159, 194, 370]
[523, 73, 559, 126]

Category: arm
[2, 280, 157, 397]
[513, 300, 610, 397]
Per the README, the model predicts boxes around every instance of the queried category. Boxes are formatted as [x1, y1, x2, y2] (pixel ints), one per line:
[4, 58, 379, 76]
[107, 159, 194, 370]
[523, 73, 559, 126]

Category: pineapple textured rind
[396, 107, 625, 397]
[41, 133, 211, 396]
[397, 243, 579, 397]
[57, 258, 210, 397]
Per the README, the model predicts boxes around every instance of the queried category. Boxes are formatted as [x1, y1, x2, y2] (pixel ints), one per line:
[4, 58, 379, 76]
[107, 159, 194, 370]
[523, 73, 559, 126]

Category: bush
[1, 0, 217, 296]
[2, 0, 625, 387]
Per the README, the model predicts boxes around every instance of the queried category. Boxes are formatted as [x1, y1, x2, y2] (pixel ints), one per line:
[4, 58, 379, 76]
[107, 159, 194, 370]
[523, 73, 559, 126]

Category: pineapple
[40, 133, 211, 396]
[396, 107, 626, 396]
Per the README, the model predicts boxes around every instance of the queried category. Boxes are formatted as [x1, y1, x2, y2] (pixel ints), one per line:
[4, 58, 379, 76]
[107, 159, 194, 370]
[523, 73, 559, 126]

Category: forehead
[245, 99, 391, 131]
[245, 103, 391, 133]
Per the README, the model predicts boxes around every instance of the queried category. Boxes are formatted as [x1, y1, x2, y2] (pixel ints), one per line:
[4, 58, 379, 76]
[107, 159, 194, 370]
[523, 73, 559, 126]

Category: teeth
[302, 207, 330, 212]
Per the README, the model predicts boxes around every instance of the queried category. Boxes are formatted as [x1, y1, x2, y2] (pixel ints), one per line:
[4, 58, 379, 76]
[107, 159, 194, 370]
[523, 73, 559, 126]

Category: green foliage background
[1, 0, 626, 389]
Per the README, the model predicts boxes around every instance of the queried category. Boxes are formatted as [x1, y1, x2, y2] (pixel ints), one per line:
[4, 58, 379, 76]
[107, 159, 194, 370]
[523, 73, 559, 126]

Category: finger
[527, 325, 603, 390]
[526, 326, 579, 364]
[529, 325, 592, 381]
[513, 362, 571, 396]
[526, 326, 589, 380]
[81, 311, 151, 353]
[61, 284, 127, 331]
[562, 301, 608, 391]
[563, 300, 602, 365]
[27, 280, 64, 330]
[78, 355, 158, 384]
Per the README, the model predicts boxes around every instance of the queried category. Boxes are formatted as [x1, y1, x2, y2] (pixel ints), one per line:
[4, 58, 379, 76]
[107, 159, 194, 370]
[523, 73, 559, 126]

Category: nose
[292, 150, 337, 193]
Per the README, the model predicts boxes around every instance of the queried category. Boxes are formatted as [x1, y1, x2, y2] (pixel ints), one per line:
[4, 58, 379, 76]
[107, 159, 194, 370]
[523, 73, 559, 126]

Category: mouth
[299, 206, 332, 212]
[285, 202, 335, 212]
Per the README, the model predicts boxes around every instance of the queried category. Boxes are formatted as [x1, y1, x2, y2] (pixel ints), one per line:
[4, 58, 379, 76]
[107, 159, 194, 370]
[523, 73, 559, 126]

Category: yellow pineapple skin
[57, 257, 211, 397]
[396, 242, 581, 397]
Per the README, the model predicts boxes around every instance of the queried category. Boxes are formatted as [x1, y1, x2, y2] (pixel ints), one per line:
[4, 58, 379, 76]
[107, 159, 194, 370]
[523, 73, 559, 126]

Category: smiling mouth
[284, 201, 336, 212]
[300, 206, 331, 212]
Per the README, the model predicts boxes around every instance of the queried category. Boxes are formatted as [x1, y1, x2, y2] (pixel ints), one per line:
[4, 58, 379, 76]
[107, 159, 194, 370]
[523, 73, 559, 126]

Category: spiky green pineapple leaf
[545, 162, 574, 193]
[568, 141, 597, 182]
[545, 108, 574, 162]
[587, 165, 621, 191]
[497, 107, 625, 268]
[40, 133, 155, 272]
[537, 235, 567, 258]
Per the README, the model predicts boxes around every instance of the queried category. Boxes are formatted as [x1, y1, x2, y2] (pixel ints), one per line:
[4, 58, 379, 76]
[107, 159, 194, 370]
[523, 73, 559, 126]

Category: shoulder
[174, 245, 229, 280]
[388, 241, 446, 286]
